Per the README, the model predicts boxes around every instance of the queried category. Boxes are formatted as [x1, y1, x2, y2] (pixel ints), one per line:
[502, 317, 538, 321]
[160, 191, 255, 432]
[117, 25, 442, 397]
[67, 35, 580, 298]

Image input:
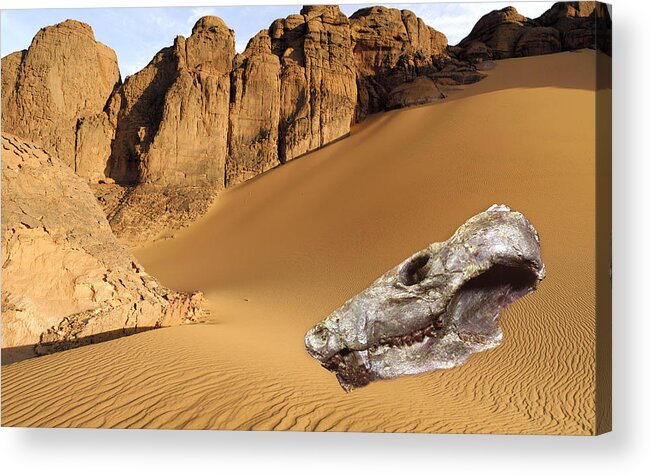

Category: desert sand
[2, 50, 603, 434]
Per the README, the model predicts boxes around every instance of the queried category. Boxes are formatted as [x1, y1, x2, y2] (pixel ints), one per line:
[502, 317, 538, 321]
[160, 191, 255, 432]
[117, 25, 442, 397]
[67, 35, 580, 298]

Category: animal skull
[304, 205, 545, 392]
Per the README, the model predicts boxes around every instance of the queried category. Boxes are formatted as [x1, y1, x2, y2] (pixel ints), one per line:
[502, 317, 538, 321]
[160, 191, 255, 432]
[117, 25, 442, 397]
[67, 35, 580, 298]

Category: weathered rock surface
[2, 4, 610, 247]
[1, 20, 120, 181]
[226, 5, 458, 182]
[105, 46, 178, 184]
[227, 31, 281, 186]
[90, 16, 236, 245]
[1, 134, 204, 364]
[305, 205, 545, 391]
[458, 2, 612, 62]
[386, 76, 445, 110]
[536, 1, 612, 54]
[1, 8, 481, 246]
[270, 5, 357, 162]
[458, 6, 532, 61]
[350, 6, 452, 121]
[515, 26, 562, 58]
[139, 17, 235, 186]
[101, 16, 235, 187]
[0, 50, 24, 108]
[106, 184, 217, 246]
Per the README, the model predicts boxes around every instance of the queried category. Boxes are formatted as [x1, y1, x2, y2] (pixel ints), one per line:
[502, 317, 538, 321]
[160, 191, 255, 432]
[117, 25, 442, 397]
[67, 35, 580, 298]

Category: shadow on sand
[2, 326, 159, 366]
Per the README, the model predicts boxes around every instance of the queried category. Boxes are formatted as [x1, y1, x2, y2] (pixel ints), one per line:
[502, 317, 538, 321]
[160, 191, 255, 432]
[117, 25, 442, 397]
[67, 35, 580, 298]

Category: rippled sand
[2, 50, 604, 434]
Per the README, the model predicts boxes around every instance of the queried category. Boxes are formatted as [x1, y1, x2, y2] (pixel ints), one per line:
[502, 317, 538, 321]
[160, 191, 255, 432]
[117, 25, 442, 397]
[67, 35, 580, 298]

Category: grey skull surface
[304, 205, 545, 392]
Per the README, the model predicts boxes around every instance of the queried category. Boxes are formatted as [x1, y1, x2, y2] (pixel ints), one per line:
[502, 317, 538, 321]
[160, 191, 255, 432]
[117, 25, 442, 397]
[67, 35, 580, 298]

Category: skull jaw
[315, 264, 540, 392]
[325, 328, 504, 392]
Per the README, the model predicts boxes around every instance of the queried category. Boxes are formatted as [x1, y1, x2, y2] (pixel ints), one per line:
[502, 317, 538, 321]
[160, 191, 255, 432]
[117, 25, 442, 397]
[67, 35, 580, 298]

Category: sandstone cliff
[103, 5, 457, 244]
[1, 20, 121, 182]
[457, 2, 612, 62]
[536, 1, 612, 54]
[1, 4, 611, 247]
[131, 16, 235, 187]
[226, 5, 461, 183]
[1, 134, 204, 364]
[270, 5, 357, 162]
[97, 17, 236, 245]
[227, 31, 281, 186]
[350, 6, 449, 120]
[226, 5, 358, 186]
[0, 8, 471, 246]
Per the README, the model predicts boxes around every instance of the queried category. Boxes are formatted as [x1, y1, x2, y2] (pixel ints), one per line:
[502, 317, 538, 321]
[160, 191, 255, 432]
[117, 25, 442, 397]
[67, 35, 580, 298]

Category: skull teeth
[325, 317, 447, 367]
[373, 318, 446, 350]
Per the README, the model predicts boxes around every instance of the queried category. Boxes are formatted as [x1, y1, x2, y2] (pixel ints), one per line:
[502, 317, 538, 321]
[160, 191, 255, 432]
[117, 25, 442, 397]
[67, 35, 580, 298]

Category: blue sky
[1, 2, 554, 77]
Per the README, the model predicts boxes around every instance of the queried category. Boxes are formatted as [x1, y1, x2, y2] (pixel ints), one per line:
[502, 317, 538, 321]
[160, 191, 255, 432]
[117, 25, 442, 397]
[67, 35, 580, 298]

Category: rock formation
[1, 134, 204, 364]
[1, 20, 121, 181]
[226, 5, 358, 186]
[0, 8, 477, 246]
[129, 16, 235, 187]
[349, 6, 449, 120]
[105, 183, 218, 246]
[227, 31, 281, 186]
[457, 2, 612, 62]
[458, 6, 534, 61]
[536, 1, 612, 54]
[385, 76, 445, 110]
[103, 5, 461, 243]
[269, 5, 358, 163]
[0, 51, 24, 108]
[92, 16, 236, 245]
[1, 4, 611, 247]
[305, 205, 545, 391]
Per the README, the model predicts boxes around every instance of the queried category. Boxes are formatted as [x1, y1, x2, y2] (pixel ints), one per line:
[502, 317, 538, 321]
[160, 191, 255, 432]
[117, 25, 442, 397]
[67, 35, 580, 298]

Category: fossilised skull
[305, 205, 545, 392]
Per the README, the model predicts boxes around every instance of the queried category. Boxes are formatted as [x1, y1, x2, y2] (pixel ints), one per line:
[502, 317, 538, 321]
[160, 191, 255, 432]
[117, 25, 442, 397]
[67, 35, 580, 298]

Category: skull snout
[305, 323, 341, 361]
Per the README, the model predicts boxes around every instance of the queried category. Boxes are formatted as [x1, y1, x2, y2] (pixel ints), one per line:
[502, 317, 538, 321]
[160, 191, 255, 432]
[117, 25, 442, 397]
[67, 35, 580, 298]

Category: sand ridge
[2, 50, 602, 434]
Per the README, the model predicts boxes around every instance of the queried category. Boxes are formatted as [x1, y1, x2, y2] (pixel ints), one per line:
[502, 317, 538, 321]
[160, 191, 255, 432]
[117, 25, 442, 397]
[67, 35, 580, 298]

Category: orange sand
[2, 50, 602, 434]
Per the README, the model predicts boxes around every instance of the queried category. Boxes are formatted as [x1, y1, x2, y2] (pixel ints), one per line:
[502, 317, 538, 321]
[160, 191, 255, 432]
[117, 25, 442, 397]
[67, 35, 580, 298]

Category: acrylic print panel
[0, 1, 611, 435]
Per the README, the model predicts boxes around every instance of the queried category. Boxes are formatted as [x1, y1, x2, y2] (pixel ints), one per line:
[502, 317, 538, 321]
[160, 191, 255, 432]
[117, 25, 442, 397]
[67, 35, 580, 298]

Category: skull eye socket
[399, 252, 431, 286]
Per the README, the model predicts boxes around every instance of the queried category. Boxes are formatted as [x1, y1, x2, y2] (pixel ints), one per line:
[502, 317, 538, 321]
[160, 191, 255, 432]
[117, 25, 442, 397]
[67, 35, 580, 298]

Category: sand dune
[2, 50, 602, 434]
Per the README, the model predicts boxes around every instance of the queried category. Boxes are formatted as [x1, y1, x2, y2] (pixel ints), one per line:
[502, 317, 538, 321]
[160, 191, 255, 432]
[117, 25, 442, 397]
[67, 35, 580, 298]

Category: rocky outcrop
[225, 5, 464, 183]
[138, 17, 235, 186]
[105, 184, 217, 246]
[1, 8, 482, 246]
[92, 16, 236, 245]
[105, 46, 178, 184]
[1, 20, 121, 181]
[269, 5, 357, 162]
[0, 50, 24, 108]
[3, 4, 609, 248]
[458, 7, 533, 61]
[386, 76, 445, 110]
[349, 6, 451, 121]
[1, 134, 204, 364]
[536, 1, 612, 54]
[458, 2, 611, 62]
[227, 31, 281, 186]
[105, 16, 235, 187]
[514, 27, 562, 58]
[74, 99, 122, 183]
[226, 5, 457, 184]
